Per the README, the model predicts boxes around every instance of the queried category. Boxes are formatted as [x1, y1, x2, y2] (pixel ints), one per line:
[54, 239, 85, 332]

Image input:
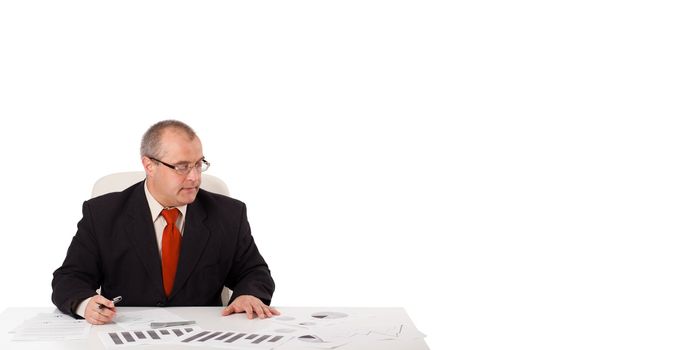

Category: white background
[0, 1, 688, 349]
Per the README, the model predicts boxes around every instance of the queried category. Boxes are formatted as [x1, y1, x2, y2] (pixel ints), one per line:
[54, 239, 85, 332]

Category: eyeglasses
[148, 156, 210, 175]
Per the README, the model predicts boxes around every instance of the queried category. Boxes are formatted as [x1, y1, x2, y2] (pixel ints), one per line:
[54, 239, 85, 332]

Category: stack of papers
[11, 312, 91, 341]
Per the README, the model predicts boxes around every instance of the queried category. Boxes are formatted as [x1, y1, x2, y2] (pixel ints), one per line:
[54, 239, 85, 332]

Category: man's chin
[178, 188, 199, 203]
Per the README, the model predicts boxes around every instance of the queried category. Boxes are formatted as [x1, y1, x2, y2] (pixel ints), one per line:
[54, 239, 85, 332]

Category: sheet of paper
[271, 310, 368, 329]
[12, 313, 91, 341]
[99, 327, 290, 349]
[176, 328, 292, 348]
[268, 310, 425, 348]
[316, 321, 426, 341]
[266, 310, 369, 348]
[113, 308, 186, 330]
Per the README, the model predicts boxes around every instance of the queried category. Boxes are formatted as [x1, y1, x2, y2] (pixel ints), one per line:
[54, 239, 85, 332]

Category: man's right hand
[83, 295, 117, 325]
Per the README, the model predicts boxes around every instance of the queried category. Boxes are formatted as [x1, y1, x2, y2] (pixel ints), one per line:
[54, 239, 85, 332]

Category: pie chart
[311, 311, 348, 319]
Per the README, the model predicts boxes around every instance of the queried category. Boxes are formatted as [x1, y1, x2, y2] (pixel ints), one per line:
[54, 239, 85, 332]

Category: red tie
[161, 208, 181, 297]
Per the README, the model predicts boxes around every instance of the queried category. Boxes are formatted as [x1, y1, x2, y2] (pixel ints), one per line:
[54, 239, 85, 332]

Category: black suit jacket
[52, 181, 275, 317]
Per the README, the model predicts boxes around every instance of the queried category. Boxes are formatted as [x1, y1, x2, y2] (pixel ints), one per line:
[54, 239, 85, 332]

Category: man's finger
[90, 302, 117, 324]
[93, 303, 111, 314]
[254, 304, 266, 319]
[88, 313, 106, 325]
[244, 305, 254, 319]
[222, 305, 235, 316]
[94, 310, 111, 322]
[262, 306, 272, 317]
[91, 295, 115, 311]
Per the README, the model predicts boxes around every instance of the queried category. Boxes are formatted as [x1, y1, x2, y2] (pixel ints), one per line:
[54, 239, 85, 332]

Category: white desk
[0, 306, 428, 350]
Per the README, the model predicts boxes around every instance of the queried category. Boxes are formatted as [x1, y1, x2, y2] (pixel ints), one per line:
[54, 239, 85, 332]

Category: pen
[150, 320, 196, 328]
[98, 295, 122, 310]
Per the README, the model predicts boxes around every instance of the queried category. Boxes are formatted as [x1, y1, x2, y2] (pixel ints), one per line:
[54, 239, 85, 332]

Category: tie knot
[161, 208, 180, 225]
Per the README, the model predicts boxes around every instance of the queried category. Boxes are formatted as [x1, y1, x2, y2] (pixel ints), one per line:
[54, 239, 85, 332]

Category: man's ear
[142, 156, 155, 177]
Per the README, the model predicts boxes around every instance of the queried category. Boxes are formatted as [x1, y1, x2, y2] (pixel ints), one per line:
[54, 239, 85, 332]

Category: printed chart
[99, 327, 198, 347]
[178, 329, 289, 347]
[99, 327, 290, 349]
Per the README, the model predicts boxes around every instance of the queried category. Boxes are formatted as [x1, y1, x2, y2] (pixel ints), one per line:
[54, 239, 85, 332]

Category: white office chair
[92, 171, 230, 198]
[91, 171, 232, 305]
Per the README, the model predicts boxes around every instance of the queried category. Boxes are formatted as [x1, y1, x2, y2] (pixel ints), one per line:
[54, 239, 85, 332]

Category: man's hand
[221, 295, 280, 319]
[84, 295, 117, 325]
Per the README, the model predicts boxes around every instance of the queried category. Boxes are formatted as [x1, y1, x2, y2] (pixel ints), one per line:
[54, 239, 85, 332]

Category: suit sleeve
[225, 203, 275, 305]
[51, 201, 101, 317]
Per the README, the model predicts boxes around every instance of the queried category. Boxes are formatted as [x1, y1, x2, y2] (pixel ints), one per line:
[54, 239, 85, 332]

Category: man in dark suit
[52, 120, 278, 325]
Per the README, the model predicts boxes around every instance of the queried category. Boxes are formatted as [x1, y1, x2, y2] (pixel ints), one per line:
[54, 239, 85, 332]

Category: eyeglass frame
[147, 156, 210, 175]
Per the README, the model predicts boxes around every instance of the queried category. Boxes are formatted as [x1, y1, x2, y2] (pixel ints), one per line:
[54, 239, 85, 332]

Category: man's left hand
[221, 295, 280, 319]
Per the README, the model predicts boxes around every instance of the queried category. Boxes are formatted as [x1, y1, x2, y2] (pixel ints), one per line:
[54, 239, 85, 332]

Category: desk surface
[0, 306, 428, 350]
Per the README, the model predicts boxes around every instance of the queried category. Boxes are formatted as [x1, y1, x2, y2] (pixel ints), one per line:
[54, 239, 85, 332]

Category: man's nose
[186, 166, 201, 182]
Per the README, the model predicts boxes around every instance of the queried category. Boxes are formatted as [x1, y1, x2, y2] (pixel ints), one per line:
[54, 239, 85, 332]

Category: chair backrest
[91, 171, 232, 305]
[92, 171, 230, 198]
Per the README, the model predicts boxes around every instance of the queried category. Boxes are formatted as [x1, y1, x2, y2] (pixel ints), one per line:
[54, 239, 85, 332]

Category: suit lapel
[170, 200, 210, 299]
[123, 182, 166, 298]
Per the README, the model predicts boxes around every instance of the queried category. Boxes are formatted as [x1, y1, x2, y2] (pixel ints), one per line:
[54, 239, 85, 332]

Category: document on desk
[113, 308, 186, 330]
[177, 329, 291, 348]
[268, 309, 426, 349]
[11, 313, 91, 341]
[98, 326, 200, 348]
[98, 327, 290, 349]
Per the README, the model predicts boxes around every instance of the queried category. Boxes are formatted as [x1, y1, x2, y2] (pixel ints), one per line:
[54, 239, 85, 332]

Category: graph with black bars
[99, 327, 291, 348]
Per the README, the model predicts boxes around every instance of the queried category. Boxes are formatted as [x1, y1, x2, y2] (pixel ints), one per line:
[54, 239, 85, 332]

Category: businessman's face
[143, 128, 204, 207]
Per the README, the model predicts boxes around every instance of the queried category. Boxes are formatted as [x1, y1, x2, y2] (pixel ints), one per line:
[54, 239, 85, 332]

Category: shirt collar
[144, 179, 188, 222]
